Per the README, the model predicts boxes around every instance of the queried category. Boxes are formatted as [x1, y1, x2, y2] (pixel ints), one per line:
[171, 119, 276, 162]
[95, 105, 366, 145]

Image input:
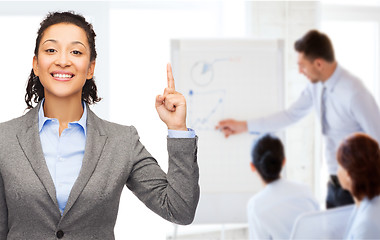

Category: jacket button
[56, 230, 64, 239]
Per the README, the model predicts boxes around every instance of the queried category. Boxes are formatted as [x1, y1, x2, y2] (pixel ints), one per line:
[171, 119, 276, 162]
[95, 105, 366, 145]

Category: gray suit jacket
[0, 103, 199, 240]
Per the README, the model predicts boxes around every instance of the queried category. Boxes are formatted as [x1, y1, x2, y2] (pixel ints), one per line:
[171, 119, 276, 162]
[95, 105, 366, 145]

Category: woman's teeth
[53, 73, 73, 78]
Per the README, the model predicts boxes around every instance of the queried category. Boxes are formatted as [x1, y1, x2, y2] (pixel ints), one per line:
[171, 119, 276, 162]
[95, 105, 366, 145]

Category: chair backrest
[289, 204, 354, 239]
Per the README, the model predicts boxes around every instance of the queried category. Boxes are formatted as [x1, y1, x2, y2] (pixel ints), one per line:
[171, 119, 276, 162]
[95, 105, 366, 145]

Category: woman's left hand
[155, 63, 187, 131]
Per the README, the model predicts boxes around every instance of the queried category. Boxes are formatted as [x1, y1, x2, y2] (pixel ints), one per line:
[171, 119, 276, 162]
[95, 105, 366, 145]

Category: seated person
[247, 134, 319, 240]
[337, 133, 380, 239]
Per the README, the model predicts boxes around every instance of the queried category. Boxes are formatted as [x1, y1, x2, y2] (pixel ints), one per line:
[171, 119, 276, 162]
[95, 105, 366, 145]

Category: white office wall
[246, 1, 321, 201]
[321, 21, 378, 95]
[321, 2, 380, 104]
[0, 16, 41, 122]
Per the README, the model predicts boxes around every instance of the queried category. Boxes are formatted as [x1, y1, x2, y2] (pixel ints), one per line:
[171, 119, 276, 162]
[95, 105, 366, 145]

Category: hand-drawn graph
[172, 39, 284, 224]
[190, 57, 240, 86]
[187, 89, 226, 131]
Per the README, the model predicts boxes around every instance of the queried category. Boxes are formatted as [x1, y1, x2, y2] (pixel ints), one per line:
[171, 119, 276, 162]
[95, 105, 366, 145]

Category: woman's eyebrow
[41, 39, 87, 49]
[42, 39, 57, 45]
[71, 41, 87, 49]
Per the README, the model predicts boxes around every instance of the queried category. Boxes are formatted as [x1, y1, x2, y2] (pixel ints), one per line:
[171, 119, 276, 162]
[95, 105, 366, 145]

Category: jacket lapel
[62, 107, 108, 216]
[16, 103, 59, 209]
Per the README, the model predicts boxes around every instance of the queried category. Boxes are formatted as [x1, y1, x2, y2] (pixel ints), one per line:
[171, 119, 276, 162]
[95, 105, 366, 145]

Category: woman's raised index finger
[167, 63, 175, 90]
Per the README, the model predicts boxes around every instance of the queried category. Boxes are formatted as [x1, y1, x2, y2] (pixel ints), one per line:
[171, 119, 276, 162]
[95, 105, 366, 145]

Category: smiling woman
[32, 22, 96, 135]
[26, 13, 100, 112]
[0, 11, 199, 240]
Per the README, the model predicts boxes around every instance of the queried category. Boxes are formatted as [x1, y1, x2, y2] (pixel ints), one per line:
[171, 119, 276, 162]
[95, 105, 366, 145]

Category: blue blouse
[344, 195, 380, 239]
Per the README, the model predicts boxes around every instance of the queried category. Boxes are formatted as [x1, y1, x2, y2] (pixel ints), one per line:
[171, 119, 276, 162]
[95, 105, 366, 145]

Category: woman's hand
[155, 63, 187, 131]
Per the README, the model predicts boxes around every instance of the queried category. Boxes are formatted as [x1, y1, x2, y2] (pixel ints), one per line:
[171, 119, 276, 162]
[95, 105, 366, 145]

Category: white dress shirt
[247, 178, 319, 240]
[247, 64, 380, 174]
[344, 195, 380, 239]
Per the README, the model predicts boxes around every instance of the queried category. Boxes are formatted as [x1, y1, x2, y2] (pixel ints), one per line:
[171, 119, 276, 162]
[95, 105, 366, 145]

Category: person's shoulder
[87, 110, 138, 138]
[99, 118, 133, 131]
[0, 109, 35, 134]
[282, 178, 308, 189]
[247, 187, 272, 211]
[350, 197, 380, 238]
[362, 196, 380, 217]
[336, 66, 367, 94]
[0, 109, 38, 152]
[247, 194, 262, 216]
[0, 115, 23, 129]
[279, 179, 315, 197]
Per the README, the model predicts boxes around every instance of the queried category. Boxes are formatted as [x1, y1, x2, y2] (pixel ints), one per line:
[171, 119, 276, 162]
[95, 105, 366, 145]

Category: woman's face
[337, 164, 352, 193]
[33, 23, 95, 101]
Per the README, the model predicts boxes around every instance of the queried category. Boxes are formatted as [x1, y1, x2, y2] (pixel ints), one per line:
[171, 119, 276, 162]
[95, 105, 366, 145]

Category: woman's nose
[55, 53, 71, 67]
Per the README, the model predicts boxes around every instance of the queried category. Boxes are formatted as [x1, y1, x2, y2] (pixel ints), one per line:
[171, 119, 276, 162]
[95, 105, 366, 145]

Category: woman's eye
[72, 50, 82, 55]
[45, 49, 56, 53]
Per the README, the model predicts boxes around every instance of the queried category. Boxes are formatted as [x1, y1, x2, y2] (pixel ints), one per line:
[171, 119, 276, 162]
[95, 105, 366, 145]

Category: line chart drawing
[187, 89, 226, 131]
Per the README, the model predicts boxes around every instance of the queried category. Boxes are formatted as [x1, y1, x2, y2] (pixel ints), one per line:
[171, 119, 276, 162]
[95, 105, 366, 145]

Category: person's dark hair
[294, 29, 335, 62]
[25, 11, 101, 109]
[337, 133, 380, 201]
[251, 134, 285, 183]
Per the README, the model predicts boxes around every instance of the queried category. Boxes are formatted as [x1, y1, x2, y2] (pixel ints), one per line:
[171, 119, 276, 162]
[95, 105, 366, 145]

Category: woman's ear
[87, 60, 96, 79]
[345, 173, 353, 193]
[346, 173, 352, 186]
[33, 56, 39, 76]
[250, 162, 256, 172]
[282, 158, 286, 167]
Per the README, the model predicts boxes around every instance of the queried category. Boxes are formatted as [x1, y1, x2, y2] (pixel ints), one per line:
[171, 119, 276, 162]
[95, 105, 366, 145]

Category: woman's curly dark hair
[25, 11, 101, 109]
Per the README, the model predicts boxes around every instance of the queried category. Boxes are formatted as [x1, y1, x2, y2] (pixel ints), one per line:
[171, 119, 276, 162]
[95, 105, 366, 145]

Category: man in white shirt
[216, 30, 380, 208]
[247, 134, 319, 239]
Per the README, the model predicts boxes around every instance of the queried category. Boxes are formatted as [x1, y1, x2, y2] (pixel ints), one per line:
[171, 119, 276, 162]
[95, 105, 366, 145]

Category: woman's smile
[51, 70, 75, 81]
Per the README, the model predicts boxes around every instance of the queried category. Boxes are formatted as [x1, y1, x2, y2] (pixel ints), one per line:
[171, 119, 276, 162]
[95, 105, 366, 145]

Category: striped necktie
[321, 86, 328, 134]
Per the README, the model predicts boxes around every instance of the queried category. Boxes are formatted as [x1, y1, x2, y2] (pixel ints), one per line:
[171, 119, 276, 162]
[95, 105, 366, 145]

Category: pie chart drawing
[190, 58, 233, 87]
[191, 61, 214, 86]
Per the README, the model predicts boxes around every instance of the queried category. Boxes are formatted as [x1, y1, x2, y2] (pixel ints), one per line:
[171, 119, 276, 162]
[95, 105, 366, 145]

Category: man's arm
[351, 91, 380, 144]
[216, 85, 314, 137]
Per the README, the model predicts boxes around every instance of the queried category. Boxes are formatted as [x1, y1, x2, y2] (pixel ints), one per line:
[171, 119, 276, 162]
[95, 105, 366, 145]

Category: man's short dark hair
[295, 29, 335, 62]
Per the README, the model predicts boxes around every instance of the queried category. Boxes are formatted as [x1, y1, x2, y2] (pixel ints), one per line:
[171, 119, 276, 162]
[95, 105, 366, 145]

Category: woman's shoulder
[101, 119, 137, 134]
[87, 110, 138, 137]
[349, 197, 380, 238]
[0, 116, 23, 128]
[361, 196, 380, 217]
[283, 179, 310, 190]
[0, 109, 36, 134]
